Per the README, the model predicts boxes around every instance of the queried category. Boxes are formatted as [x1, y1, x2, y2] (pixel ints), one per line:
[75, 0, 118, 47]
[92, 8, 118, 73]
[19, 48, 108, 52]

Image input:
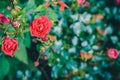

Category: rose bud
[12, 21, 20, 27]
[107, 48, 119, 59]
[15, 6, 21, 11]
[48, 35, 56, 42]
[2, 37, 18, 57]
[13, 0, 18, 5]
[42, 35, 48, 41]
[11, 9, 18, 16]
[40, 46, 46, 52]
[30, 16, 52, 38]
[34, 61, 39, 67]
[0, 13, 10, 23]
[7, 6, 12, 11]
[44, 55, 48, 60]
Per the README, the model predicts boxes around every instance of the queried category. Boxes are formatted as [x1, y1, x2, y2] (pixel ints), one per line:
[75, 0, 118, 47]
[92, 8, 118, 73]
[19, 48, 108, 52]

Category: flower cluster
[1, 12, 52, 57]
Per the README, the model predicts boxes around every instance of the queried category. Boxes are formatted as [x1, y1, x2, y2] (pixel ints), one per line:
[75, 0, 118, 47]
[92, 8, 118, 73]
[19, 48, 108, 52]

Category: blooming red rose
[30, 16, 52, 38]
[2, 37, 18, 57]
[107, 48, 119, 59]
[0, 13, 10, 23]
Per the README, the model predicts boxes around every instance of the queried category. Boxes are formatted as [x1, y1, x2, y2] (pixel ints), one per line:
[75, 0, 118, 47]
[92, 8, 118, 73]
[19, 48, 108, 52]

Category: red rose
[2, 37, 18, 57]
[30, 16, 52, 38]
[107, 48, 119, 59]
[0, 13, 10, 23]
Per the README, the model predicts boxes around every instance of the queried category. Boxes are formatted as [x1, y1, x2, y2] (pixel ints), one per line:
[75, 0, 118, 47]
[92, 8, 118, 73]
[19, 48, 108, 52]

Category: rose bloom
[116, 0, 120, 5]
[30, 16, 52, 38]
[77, 0, 86, 5]
[2, 37, 18, 57]
[107, 48, 119, 59]
[0, 13, 10, 23]
[85, 1, 90, 7]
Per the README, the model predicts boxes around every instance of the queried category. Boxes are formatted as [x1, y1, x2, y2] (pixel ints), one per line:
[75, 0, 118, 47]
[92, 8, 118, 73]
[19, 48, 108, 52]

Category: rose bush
[0, 0, 120, 80]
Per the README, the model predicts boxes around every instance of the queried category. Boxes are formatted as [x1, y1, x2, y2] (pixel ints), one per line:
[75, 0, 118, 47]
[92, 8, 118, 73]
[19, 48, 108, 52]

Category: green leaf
[23, 32, 31, 48]
[15, 41, 28, 64]
[45, 8, 58, 22]
[0, 56, 10, 80]
[26, 0, 36, 11]
[48, 52, 59, 66]
[34, 5, 45, 12]
[0, 36, 2, 45]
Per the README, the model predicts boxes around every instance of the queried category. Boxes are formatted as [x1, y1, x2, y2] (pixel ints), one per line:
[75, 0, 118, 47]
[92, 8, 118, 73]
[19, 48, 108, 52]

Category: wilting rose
[107, 48, 119, 59]
[0, 13, 10, 23]
[80, 52, 92, 60]
[48, 35, 56, 42]
[12, 21, 20, 27]
[2, 37, 18, 57]
[30, 16, 52, 38]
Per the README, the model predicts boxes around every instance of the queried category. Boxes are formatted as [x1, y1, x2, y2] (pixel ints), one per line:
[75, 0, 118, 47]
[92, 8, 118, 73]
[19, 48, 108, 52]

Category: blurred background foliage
[0, 0, 120, 80]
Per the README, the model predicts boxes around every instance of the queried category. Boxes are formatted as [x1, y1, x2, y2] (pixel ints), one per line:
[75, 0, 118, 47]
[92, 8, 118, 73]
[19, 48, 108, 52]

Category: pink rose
[85, 1, 90, 7]
[116, 0, 120, 5]
[77, 0, 86, 5]
[107, 48, 119, 59]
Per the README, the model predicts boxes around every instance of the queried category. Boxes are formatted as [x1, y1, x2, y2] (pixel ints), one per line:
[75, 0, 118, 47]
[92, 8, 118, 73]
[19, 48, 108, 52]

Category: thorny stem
[36, 51, 44, 62]
[40, 67, 50, 80]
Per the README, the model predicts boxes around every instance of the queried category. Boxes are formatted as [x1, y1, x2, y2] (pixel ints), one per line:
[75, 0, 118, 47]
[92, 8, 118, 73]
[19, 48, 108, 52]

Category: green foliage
[23, 32, 31, 48]
[15, 41, 28, 64]
[0, 55, 10, 80]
